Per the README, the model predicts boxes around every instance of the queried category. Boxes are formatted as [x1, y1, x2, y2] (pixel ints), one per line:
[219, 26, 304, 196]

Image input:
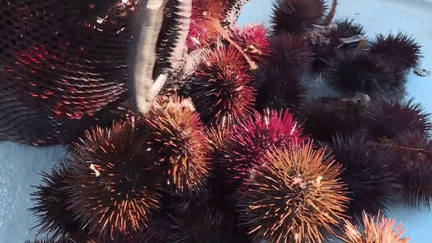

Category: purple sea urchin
[254, 65, 306, 111]
[269, 33, 315, 72]
[65, 117, 163, 240]
[307, 18, 365, 71]
[378, 131, 432, 207]
[238, 143, 349, 243]
[362, 98, 431, 141]
[328, 135, 398, 220]
[299, 98, 363, 142]
[144, 96, 210, 194]
[163, 199, 248, 243]
[369, 32, 422, 70]
[189, 47, 255, 127]
[270, 0, 324, 35]
[30, 162, 81, 240]
[338, 212, 411, 243]
[324, 49, 403, 95]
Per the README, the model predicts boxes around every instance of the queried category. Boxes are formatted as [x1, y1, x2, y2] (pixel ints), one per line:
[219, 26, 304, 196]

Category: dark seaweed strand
[221, 0, 250, 28]
[154, 0, 192, 78]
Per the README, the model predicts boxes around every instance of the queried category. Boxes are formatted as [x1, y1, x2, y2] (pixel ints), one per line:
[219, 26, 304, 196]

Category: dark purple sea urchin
[238, 143, 349, 243]
[254, 33, 312, 111]
[270, 0, 324, 35]
[298, 97, 363, 142]
[369, 32, 422, 71]
[254, 65, 306, 111]
[327, 135, 398, 220]
[268, 33, 315, 72]
[162, 198, 248, 243]
[378, 131, 432, 208]
[307, 18, 365, 71]
[64, 117, 163, 240]
[324, 49, 404, 95]
[30, 162, 82, 240]
[362, 98, 431, 141]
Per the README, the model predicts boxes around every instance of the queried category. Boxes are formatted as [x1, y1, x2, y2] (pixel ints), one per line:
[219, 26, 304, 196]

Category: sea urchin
[144, 95, 210, 194]
[338, 212, 411, 243]
[64, 116, 163, 240]
[238, 143, 349, 243]
[189, 46, 255, 127]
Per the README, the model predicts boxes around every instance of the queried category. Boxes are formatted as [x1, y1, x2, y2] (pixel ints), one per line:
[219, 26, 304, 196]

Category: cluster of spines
[143, 95, 210, 194]
[219, 109, 306, 184]
[188, 46, 255, 127]
[238, 143, 349, 243]
[338, 212, 411, 243]
[326, 135, 398, 221]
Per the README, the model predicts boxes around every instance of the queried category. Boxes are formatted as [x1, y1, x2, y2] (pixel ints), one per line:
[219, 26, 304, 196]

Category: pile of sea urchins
[21, 0, 430, 242]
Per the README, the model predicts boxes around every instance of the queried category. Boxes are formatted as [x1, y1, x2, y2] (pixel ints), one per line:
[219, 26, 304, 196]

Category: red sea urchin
[187, 0, 229, 50]
[64, 117, 163, 240]
[188, 46, 255, 127]
[238, 143, 349, 243]
[144, 96, 210, 194]
[221, 109, 306, 183]
[338, 212, 411, 243]
[228, 23, 271, 63]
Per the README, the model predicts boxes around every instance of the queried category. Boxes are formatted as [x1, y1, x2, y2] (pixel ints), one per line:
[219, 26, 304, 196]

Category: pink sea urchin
[221, 109, 306, 183]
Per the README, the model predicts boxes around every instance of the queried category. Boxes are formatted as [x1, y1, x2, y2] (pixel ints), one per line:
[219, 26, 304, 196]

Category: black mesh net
[0, 0, 139, 145]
